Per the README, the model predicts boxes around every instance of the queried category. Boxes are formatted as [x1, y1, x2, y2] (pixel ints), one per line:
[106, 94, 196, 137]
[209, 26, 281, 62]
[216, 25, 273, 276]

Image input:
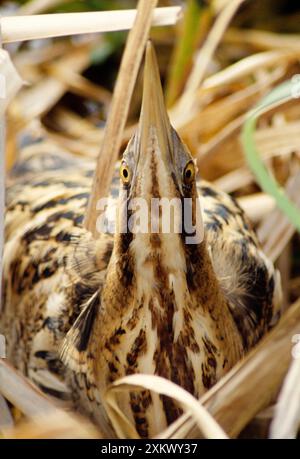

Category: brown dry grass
[1, 0, 300, 439]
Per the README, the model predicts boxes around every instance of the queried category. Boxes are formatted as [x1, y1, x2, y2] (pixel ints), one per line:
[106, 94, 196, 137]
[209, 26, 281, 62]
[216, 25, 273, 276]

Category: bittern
[1, 43, 281, 438]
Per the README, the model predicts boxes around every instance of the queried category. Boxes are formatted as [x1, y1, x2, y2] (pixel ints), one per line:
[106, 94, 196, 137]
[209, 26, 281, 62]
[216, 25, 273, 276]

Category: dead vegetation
[1, 0, 300, 439]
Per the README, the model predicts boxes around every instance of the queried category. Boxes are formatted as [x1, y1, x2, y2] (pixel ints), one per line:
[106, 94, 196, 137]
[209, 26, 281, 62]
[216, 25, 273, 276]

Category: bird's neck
[76, 232, 244, 437]
[89, 233, 243, 396]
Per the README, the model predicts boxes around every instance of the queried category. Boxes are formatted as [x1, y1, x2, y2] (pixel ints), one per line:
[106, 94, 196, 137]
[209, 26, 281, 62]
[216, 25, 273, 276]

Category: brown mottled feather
[0, 44, 282, 436]
[1, 140, 281, 437]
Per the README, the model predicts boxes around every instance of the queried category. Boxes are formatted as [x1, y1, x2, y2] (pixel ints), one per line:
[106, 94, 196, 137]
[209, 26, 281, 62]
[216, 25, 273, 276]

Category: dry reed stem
[238, 193, 275, 223]
[0, 394, 14, 429]
[0, 49, 23, 116]
[270, 349, 300, 438]
[45, 65, 111, 107]
[225, 28, 300, 52]
[2, 7, 181, 44]
[84, 0, 159, 236]
[0, 359, 62, 417]
[258, 171, 300, 262]
[10, 44, 91, 123]
[105, 374, 228, 439]
[201, 50, 300, 91]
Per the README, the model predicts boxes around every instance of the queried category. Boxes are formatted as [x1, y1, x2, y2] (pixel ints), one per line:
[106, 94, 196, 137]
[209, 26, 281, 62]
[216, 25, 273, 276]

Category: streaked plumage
[1, 43, 281, 438]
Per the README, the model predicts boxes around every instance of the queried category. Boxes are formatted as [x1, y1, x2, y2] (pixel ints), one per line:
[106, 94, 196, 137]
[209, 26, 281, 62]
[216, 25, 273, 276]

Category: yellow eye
[183, 161, 195, 184]
[120, 163, 131, 184]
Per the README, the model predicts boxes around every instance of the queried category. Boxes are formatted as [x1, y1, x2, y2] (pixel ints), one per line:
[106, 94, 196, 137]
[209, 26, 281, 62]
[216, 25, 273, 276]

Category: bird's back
[3, 143, 114, 402]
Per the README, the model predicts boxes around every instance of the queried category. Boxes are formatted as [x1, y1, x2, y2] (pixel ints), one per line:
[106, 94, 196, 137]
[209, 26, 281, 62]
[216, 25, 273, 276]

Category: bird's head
[113, 42, 204, 288]
[121, 42, 196, 204]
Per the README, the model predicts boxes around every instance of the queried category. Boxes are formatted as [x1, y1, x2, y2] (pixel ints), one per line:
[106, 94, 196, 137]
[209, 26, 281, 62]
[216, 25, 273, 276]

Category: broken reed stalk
[1, 7, 181, 44]
[159, 298, 300, 439]
[84, 0, 159, 237]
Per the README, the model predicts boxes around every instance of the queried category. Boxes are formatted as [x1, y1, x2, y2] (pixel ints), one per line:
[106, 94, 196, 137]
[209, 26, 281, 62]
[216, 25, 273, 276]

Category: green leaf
[166, 0, 212, 107]
[241, 78, 300, 232]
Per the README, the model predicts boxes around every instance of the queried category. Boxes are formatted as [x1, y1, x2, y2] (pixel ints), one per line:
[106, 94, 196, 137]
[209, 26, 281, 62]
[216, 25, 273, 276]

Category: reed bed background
[1, 0, 300, 439]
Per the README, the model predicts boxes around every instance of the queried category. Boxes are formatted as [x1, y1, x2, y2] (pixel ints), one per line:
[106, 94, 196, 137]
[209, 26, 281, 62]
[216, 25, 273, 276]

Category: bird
[1, 42, 281, 438]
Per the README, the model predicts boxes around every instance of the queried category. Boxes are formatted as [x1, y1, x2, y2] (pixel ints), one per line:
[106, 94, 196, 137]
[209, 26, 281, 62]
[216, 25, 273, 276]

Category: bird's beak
[137, 41, 173, 166]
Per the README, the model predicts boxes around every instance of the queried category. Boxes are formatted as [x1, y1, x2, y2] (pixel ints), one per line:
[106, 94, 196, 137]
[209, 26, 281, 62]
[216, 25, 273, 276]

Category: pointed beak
[137, 41, 173, 165]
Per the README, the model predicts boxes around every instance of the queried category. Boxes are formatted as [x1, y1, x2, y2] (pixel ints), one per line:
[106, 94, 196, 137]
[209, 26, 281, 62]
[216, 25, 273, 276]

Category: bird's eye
[120, 163, 131, 184]
[183, 161, 195, 184]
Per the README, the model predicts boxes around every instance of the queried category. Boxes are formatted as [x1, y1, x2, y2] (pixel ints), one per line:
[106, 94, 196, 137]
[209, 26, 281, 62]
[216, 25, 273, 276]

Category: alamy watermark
[95, 191, 204, 244]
